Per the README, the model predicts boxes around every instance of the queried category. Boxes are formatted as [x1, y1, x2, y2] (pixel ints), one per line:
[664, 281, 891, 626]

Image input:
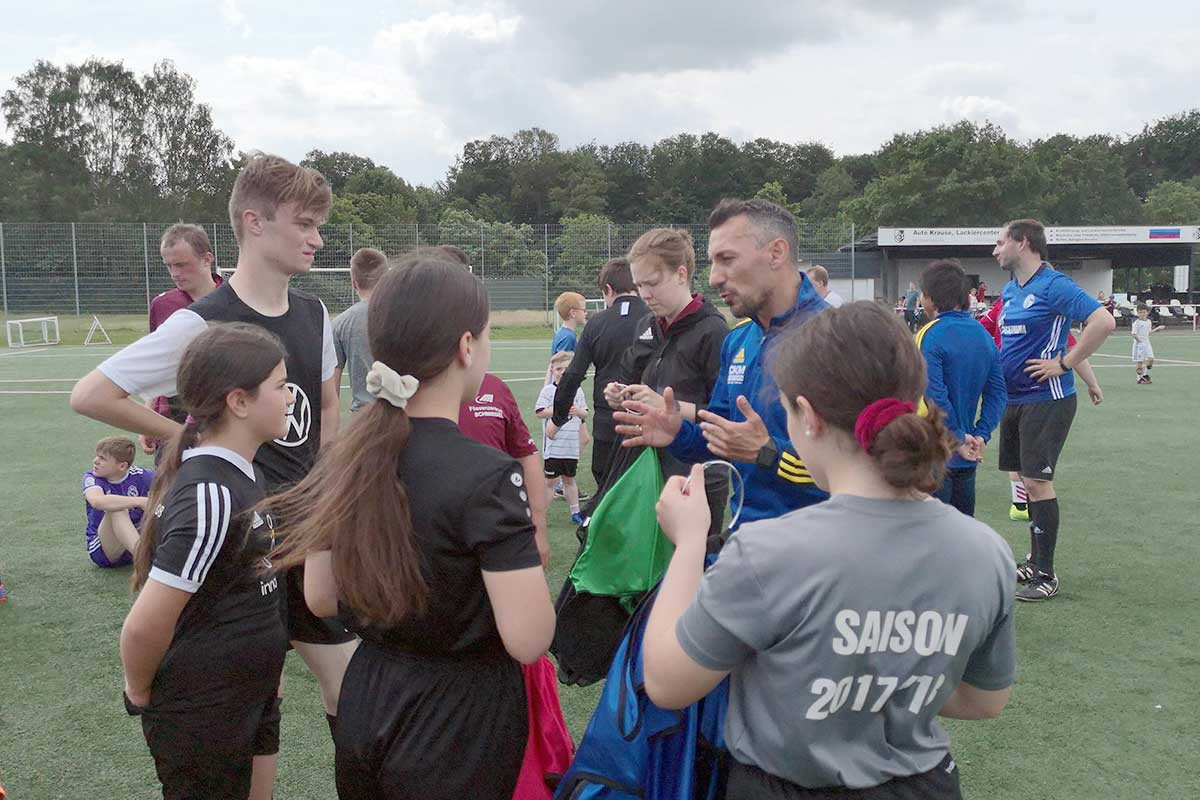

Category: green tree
[2, 57, 234, 220]
[753, 181, 795, 212]
[1123, 109, 1200, 198]
[552, 213, 612, 292]
[1030, 134, 1140, 224]
[598, 141, 650, 222]
[301, 150, 377, 193]
[138, 60, 235, 220]
[798, 165, 856, 223]
[843, 121, 1038, 230]
[1143, 178, 1200, 223]
[435, 208, 546, 278]
[343, 166, 414, 201]
[509, 127, 566, 223]
[549, 148, 610, 219]
[445, 135, 514, 214]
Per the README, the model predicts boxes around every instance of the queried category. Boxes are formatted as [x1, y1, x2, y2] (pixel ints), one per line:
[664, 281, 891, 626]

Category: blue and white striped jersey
[998, 265, 1100, 405]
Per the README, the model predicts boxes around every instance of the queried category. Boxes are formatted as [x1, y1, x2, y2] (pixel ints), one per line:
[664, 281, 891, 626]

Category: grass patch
[1, 332, 1197, 798]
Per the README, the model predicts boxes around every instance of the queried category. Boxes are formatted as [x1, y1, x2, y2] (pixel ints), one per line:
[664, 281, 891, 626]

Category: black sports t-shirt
[98, 282, 336, 491]
[189, 284, 328, 489]
[148, 447, 287, 706]
[348, 418, 541, 657]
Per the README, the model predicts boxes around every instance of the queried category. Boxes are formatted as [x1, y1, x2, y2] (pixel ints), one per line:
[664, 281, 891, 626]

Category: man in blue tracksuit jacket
[915, 260, 1006, 517]
[615, 199, 829, 529]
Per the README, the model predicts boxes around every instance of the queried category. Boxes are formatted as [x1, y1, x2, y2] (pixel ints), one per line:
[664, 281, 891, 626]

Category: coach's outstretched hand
[698, 396, 769, 463]
[615, 386, 682, 448]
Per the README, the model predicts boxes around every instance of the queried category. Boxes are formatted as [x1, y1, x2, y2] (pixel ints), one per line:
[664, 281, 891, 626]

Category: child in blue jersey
[551, 291, 586, 354]
[992, 219, 1114, 601]
[917, 261, 1006, 516]
[83, 436, 155, 568]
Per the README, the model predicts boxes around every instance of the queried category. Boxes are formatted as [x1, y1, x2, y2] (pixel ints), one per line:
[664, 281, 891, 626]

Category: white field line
[0, 347, 51, 357]
[1089, 352, 1200, 366]
[0, 390, 71, 395]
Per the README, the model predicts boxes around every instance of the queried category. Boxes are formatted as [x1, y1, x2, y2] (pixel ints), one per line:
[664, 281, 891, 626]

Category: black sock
[1029, 498, 1060, 577]
[1014, 502, 1028, 511]
[1028, 524, 1038, 566]
[326, 713, 337, 739]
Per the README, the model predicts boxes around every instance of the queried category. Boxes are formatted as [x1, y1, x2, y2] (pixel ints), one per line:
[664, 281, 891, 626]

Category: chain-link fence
[0, 221, 871, 319]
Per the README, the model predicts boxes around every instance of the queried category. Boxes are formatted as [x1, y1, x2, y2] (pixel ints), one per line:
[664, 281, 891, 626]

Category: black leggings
[726, 754, 961, 800]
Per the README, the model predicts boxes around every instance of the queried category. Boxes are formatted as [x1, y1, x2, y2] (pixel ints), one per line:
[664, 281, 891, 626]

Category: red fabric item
[512, 656, 575, 800]
[659, 293, 705, 334]
[148, 275, 224, 422]
[148, 274, 224, 331]
[854, 398, 916, 452]
[458, 373, 538, 458]
[979, 298, 1003, 348]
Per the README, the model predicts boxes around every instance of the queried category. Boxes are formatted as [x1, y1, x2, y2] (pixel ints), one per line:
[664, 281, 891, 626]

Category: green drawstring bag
[568, 447, 673, 603]
[552, 447, 673, 685]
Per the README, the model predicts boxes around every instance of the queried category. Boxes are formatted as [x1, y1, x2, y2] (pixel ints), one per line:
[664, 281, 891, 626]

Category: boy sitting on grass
[82, 436, 154, 568]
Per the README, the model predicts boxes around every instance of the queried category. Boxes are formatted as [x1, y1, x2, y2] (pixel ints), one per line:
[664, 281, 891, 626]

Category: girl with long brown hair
[267, 252, 555, 800]
[639, 302, 1017, 800]
[120, 322, 291, 800]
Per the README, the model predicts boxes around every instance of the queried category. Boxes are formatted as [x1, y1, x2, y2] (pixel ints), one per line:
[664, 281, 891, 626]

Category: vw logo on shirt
[277, 382, 312, 448]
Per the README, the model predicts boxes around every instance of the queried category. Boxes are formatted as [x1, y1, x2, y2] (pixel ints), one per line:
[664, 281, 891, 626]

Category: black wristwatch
[755, 439, 779, 468]
[1058, 354, 1072, 373]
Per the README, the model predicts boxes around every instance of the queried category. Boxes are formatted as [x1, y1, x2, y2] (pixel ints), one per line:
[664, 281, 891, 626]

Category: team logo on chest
[277, 382, 311, 448]
[1023, 294, 1037, 309]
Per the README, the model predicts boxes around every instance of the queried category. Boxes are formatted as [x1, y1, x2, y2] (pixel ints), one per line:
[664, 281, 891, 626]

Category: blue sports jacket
[669, 275, 829, 527]
[915, 310, 1007, 470]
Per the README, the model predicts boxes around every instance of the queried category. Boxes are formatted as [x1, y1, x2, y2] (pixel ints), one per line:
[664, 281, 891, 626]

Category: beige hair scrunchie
[365, 361, 419, 409]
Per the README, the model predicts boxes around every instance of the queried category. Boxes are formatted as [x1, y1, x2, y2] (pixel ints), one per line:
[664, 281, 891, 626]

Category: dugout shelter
[867, 225, 1199, 306]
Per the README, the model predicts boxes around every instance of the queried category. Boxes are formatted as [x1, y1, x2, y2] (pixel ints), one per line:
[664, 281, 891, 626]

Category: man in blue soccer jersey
[993, 219, 1115, 601]
[82, 436, 154, 568]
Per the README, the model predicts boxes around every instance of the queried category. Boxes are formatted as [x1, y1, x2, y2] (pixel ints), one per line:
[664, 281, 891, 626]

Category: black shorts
[285, 566, 356, 645]
[727, 753, 961, 800]
[998, 395, 1077, 481]
[543, 457, 578, 479]
[334, 641, 526, 800]
[137, 693, 281, 799]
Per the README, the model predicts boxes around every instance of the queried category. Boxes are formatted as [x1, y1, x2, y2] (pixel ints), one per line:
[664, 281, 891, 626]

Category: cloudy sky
[1, 0, 1195, 186]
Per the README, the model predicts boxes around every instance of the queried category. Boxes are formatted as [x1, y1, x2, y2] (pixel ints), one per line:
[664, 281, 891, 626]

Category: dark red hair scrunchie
[854, 398, 916, 452]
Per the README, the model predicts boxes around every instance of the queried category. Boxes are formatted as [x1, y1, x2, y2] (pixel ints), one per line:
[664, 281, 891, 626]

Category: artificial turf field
[0, 317, 1197, 799]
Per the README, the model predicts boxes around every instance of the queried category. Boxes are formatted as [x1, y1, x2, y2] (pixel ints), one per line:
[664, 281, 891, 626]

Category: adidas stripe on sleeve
[148, 481, 234, 594]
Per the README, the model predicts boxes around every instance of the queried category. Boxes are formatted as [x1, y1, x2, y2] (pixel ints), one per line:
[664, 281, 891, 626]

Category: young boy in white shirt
[1132, 303, 1165, 384]
[536, 351, 589, 525]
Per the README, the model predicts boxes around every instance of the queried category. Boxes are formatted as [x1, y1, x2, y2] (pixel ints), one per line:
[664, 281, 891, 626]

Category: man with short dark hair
[617, 198, 830, 528]
[548, 257, 647, 488]
[916, 260, 1006, 516]
[992, 218, 1115, 601]
[332, 248, 389, 412]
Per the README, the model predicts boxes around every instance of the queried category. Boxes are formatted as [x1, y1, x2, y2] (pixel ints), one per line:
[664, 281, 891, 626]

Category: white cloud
[219, 0, 252, 38]
[1, 0, 1198, 188]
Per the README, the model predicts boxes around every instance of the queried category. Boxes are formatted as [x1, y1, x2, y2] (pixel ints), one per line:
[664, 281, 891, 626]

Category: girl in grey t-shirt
[643, 301, 1016, 799]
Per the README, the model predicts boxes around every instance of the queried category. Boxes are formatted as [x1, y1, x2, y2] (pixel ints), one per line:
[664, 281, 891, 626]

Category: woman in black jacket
[607, 227, 730, 538]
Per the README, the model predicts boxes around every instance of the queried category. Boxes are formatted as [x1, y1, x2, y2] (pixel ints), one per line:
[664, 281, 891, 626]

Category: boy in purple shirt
[82, 437, 154, 568]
